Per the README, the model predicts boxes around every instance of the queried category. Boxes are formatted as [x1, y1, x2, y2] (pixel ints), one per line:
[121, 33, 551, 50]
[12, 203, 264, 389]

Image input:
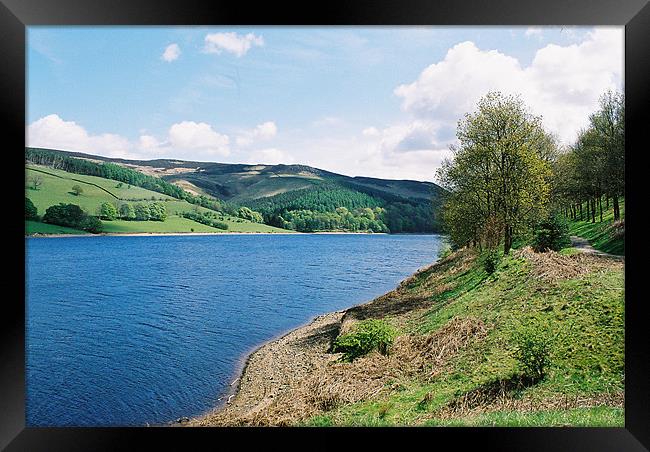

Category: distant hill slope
[26, 148, 448, 233]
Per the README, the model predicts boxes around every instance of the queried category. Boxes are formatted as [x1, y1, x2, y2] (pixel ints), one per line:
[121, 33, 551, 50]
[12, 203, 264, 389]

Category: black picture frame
[2, 0, 648, 450]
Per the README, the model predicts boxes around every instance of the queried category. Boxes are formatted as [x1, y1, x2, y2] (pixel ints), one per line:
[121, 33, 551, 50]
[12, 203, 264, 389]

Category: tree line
[437, 89, 624, 256]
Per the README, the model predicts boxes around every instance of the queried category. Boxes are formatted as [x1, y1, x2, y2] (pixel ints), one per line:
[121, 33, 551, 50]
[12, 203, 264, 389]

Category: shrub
[483, 249, 501, 274]
[80, 216, 104, 233]
[532, 213, 571, 252]
[98, 202, 118, 220]
[511, 323, 552, 382]
[119, 203, 136, 220]
[71, 184, 83, 196]
[25, 197, 38, 220]
[134, 203, 151, 221]
[331, 319, 397, 362]
[43, 203, 87, 228]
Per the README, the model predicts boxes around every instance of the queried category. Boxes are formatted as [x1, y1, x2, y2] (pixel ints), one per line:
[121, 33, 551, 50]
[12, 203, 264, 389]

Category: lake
[25, 233, 445, 426]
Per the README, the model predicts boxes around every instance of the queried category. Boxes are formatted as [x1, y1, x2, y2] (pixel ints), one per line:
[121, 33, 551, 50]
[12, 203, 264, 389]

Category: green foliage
[181, 211, 229, 230]
[332, 319, 397, 362]
[98, 202, 118, 221]
[436, 92, 554, 253]
[483, 249, 501, 274]
[148, 202, 168, 221]
[134, 203, 151, 221]
[42, 203, 103, 233]
[25, 197, 38, 220]
[243, 183, 439, 233]
[119, 203, 136, 220]
[71, 184, 83, 196]
[237, 206, 264, 223]
[532, 213, 571, 252]
[511, 322, 553, 381]
[80, 215, 104, 233]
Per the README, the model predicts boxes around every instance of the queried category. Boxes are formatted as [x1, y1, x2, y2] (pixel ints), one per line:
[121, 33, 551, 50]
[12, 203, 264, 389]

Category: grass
[302, 247, 624, 427]
[26, 220, 88, 235]
[25, 165, 292, 234]
[567, 198, 624, 255]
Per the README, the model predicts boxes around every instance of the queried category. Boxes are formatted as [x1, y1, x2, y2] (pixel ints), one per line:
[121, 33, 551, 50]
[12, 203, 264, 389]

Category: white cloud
[161, 43, 181, 62]
[203, 32, 264, 57]
[28, 115, 231, 161]
[168, 121, 230, 158]
[27, 114, 132, 158]
[362, 126, 379, 137]
[246, 148, 293, 165]
[236, 121, 277, 146]
[394, 28, 623, 145]
[525, 27, 544, 39]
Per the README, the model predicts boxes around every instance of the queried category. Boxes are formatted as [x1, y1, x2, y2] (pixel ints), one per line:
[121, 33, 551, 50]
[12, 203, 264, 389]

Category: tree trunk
[504, 224, 512, 255]
[606, 196, 609, 210]
[599, 196, 603, 222]
[579, 202, 583, 220]
[591, 198, 596, 223]
[613, 196, 620, 221]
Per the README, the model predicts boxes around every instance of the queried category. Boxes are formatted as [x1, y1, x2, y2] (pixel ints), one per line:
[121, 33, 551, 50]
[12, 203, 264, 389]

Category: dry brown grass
[201, 317, 487, 426]
[514, 246, 622, 282]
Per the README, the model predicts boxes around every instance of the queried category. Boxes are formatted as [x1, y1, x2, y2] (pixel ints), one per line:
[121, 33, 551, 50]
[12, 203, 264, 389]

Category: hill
[25, 164, 289, 235]
[26, 148, 447, 233]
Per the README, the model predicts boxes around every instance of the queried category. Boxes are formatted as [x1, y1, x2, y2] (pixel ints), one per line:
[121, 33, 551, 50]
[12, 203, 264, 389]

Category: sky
[27, 26, 623, 182]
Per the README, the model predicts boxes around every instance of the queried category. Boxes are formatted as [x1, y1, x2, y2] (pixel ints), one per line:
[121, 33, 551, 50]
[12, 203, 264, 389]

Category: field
[25, 165, 291, 234]
[26, 220, 88, 235]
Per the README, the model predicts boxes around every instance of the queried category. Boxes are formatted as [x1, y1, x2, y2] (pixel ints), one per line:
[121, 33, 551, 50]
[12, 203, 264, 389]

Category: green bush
[25, 197, 38, 220]
[511, 323, 552, 382]
[483, 249, 501, 274]
[532, 213, 571, 252]
[42, 203, 103, 233]
[331, 319, 397, 362]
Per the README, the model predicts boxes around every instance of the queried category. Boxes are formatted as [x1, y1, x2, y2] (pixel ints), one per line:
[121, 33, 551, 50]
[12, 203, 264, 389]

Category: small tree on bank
[71, 185, 83, 196]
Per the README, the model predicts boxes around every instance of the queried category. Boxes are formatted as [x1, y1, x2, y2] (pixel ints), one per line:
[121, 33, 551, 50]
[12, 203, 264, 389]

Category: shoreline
[181, 310, 347, 426]
[26, 231, 442, 239]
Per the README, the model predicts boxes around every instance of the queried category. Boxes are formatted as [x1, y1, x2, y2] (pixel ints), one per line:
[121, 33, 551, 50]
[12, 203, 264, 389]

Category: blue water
[26, 234, 445, 426]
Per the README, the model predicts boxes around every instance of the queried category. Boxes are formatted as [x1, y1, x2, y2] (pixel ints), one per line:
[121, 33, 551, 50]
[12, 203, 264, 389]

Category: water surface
[26, 234, 445, 426]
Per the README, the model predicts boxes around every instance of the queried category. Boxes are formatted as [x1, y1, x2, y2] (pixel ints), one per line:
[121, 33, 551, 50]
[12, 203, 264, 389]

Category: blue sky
[27, 26, 623, 182]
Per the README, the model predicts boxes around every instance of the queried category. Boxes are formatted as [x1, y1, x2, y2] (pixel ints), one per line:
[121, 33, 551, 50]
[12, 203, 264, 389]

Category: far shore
[25, 231, 444, 239]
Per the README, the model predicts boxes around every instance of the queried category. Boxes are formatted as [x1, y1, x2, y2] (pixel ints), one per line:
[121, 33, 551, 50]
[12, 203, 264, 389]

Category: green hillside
[25, 165, 290, 235]
[567, 198, 625, 255]
[26, 148, 447, 233]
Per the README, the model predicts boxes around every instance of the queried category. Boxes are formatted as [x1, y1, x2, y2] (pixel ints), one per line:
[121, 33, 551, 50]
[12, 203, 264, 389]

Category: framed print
[2, 0, 648, 449]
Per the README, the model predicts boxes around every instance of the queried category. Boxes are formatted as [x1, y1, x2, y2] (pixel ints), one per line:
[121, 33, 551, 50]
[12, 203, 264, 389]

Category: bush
[532, 213, 571, 252]
[98, 202, 118, 220]
[42, 203, 103, 233]
[331, 319, 397, 362]
[483, 249, 501, 274]
[80, 216, 104, 233]
[511, 323, 552, 382]
[25, 197, 38, 220]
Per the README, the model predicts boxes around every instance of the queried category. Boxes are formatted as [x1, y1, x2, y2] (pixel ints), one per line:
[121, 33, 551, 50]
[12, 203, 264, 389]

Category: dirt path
[570, 236, 623, 260]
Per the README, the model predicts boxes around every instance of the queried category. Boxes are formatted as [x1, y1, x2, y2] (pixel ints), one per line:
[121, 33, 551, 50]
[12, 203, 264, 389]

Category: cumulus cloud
[28, 115, 231, 161]
[525, 27, 543, 39]
[246, 148, 293, 165]
[167, 121, 230, 158]
[236, 121, 277, 146]
[362, 126, 379, 137]
[27, 114, 132, 158]
[203, 32, 264, 57]
[394, 28, 623, 145]
[161, 43, 181, 62]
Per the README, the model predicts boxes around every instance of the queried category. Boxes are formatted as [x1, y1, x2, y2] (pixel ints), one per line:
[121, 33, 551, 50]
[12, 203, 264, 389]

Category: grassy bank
[203, 242, 624, 427]
[567, 198, 624, 255]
